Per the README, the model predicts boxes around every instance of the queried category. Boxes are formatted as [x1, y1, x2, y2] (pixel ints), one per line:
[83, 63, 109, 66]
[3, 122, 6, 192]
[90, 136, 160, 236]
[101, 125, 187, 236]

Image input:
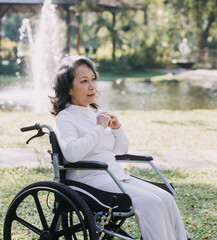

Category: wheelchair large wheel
[4, 181, 98, 240]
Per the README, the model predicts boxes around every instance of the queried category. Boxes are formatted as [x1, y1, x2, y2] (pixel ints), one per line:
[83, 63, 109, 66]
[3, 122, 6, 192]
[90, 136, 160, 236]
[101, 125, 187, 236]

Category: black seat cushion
[61, 179, 132, 213]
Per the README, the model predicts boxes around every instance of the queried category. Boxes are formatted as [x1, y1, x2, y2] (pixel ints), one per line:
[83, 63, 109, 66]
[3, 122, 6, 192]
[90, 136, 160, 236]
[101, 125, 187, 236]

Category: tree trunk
[196, 12, 215, 61]
[143, 6, 148, 25]
[111, 11, 116, 62]
[66, 7, 71, 54]
[76, 14, 81, 54]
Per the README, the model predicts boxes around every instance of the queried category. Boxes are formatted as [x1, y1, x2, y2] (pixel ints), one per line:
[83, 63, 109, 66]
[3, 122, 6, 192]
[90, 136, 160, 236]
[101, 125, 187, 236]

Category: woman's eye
[81, 79, 88, 83]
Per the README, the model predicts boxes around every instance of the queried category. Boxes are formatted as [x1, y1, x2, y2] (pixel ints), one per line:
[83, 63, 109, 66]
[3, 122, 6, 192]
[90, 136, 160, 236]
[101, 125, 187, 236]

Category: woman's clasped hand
[97, 112, 121, 129]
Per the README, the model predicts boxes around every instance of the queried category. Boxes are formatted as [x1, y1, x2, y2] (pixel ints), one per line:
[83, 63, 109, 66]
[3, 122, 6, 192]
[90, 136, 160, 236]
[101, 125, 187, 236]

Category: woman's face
[69, 63, 97, 107]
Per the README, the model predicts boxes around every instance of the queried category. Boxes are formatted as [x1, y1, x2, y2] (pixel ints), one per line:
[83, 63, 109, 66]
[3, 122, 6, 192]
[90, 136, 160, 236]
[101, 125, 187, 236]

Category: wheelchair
[3, 123, 191, 240]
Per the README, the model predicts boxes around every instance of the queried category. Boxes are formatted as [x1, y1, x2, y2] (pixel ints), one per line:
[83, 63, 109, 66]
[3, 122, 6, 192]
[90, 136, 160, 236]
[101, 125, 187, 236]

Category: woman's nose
[89, 81, 96, 89]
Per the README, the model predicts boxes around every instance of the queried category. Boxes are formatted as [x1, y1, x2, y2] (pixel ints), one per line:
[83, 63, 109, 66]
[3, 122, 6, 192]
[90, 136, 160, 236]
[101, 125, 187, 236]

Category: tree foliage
[1, 0, 217, 70]
[171, 0, 217, 49]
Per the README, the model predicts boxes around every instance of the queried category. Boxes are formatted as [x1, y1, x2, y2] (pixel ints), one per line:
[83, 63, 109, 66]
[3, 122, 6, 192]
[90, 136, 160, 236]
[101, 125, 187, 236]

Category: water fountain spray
[18, 0, 64, 112]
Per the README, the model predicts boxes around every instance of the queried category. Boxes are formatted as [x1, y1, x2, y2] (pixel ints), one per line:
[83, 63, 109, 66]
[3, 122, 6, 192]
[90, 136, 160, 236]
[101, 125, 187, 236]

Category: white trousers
[96, 176, 187, 240]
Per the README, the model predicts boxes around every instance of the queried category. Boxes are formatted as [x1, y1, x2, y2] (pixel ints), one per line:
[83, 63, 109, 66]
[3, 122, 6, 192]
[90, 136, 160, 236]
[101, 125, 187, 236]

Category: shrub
[0, 59, 25, 75]
[96, 58, 116, 72]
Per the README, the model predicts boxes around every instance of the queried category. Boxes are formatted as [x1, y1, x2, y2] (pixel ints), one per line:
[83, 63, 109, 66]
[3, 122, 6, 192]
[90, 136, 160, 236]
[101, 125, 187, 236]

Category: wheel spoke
[32, 192, 49, 230]
[50, 199, 63, 231]
[14, 215, 42, 235]
[72, 232, 79, 240]
[54, 227, 74, 237]
[54, 223, 83, 238]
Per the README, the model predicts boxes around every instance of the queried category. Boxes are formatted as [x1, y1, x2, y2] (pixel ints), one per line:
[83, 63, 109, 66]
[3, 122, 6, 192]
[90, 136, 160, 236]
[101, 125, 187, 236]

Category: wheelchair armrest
[115, 154, 153, 161]
[64, 161, 108, 170]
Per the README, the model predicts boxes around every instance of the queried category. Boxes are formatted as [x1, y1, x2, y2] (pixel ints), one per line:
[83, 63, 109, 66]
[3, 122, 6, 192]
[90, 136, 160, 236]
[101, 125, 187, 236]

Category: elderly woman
[51, 55, 187, 240]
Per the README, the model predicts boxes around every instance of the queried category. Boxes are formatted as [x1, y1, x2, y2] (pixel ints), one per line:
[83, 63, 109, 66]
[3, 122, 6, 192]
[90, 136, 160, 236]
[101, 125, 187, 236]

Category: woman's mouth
[87, 93, 95, 97]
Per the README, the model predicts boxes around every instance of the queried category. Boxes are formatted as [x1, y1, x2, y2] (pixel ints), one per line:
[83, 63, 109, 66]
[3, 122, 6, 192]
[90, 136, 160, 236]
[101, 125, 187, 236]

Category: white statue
[178, 38, 191, 61]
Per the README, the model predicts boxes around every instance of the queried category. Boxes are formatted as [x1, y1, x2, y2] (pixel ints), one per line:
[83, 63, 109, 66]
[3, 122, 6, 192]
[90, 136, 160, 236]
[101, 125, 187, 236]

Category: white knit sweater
[55, 104, 130, 187]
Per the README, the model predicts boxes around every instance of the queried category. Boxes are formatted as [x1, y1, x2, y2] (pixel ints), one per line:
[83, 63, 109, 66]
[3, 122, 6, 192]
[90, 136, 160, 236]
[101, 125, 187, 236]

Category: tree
[171, 0, 217, 52]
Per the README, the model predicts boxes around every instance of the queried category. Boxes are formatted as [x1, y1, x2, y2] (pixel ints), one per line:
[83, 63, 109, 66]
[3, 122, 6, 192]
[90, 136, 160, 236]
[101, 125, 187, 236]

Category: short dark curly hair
[50, 55, 98, 115]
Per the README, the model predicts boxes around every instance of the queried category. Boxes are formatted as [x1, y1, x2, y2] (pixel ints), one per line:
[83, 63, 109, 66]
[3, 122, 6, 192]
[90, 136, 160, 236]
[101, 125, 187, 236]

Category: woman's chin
[87, 96, 95, 103]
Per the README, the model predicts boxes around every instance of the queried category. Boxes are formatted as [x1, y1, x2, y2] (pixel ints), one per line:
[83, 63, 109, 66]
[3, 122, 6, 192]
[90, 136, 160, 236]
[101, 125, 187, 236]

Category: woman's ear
[69, 88, 73, 96]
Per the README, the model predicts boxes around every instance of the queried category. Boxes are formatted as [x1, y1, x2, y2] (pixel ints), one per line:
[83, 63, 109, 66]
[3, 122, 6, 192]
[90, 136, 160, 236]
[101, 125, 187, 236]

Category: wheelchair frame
[3, 123, 190, 240]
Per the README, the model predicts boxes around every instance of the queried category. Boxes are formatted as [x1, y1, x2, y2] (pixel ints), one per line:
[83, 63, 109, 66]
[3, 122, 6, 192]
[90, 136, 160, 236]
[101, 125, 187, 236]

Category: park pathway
[1, 148, 217, 171]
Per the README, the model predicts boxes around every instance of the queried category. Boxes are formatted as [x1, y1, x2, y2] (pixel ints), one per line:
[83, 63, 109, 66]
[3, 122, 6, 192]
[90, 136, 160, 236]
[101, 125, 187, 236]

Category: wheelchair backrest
[49, 131, 66, 180]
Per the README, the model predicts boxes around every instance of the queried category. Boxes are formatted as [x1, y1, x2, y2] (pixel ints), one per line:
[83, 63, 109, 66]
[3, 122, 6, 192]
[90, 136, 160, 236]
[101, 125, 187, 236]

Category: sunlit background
[0, 0, 217, 112]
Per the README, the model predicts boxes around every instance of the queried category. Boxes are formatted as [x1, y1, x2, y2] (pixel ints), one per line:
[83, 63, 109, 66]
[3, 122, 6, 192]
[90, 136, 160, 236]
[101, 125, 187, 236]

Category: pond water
[0, 79, 217, 112]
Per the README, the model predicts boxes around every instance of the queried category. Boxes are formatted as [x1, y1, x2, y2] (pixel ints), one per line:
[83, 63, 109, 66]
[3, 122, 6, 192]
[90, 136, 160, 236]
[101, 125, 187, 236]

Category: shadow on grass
[127, 167, 217, 239]
[152, 120, 206, 126]
[0, 167, 216, 239]
[128, 166, 191, 180]
[100, 69, 166, 82]
[176, 182, 217, 239]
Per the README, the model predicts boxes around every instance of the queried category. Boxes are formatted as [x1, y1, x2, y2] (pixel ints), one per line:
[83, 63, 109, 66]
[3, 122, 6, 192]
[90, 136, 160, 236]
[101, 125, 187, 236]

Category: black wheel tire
[4, 181, 99, 240]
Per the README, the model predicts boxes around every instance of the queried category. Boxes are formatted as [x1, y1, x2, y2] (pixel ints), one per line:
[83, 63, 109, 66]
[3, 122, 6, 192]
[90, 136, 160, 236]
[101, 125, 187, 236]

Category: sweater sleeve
[55, 113, 105, 163]
[112, 125, 129, 155]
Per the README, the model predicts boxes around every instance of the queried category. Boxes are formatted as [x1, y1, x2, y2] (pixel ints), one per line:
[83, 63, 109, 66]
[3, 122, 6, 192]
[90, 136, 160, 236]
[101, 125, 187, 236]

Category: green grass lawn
[0, 69, 182, 86]
[0, 110, 217, 239]
[0, 167, 216, 239]
[0, 75, 28, 87]
[99, 70, 188, 83]
[99, 69, 167, 82]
